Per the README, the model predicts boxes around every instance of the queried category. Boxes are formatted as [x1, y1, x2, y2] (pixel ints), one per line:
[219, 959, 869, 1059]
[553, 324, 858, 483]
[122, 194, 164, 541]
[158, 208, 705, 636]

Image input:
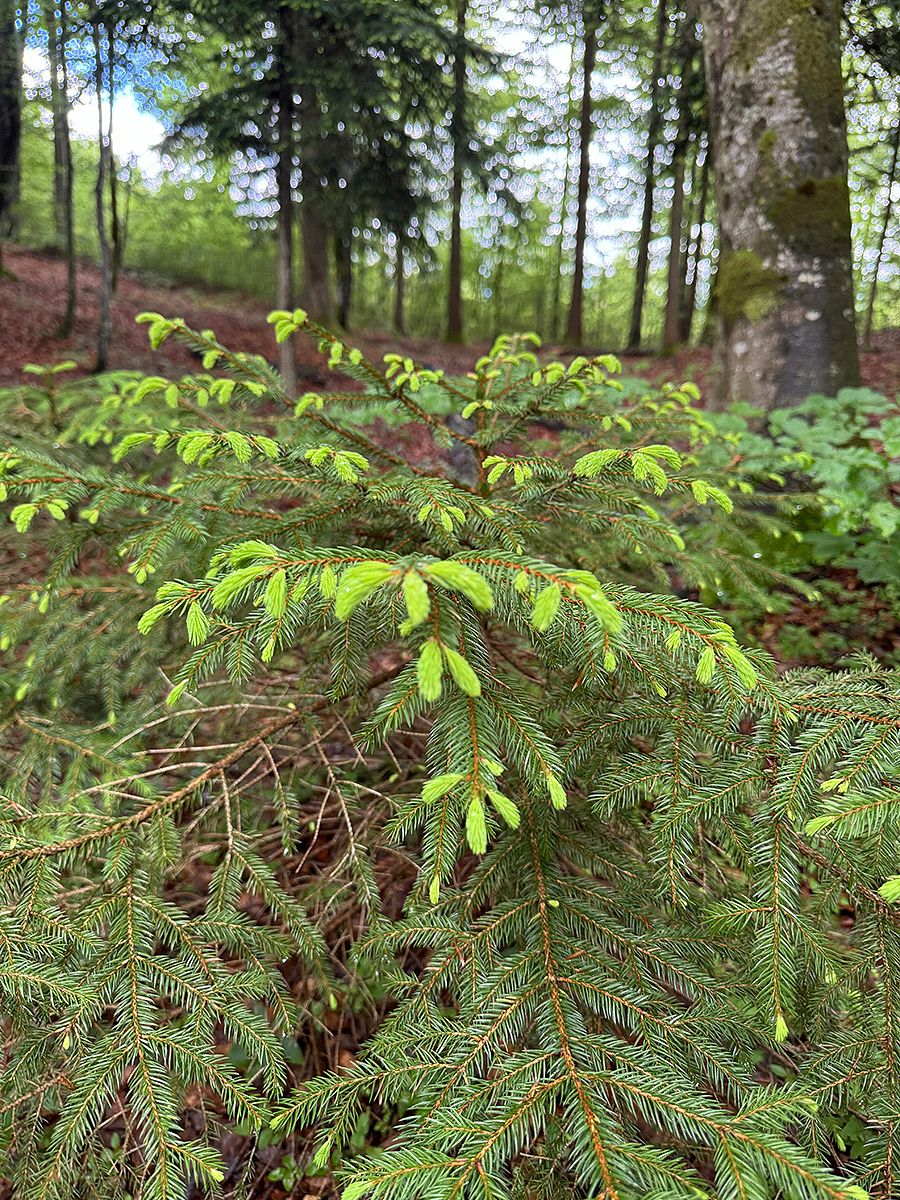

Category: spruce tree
[0, 315, 898, 1199]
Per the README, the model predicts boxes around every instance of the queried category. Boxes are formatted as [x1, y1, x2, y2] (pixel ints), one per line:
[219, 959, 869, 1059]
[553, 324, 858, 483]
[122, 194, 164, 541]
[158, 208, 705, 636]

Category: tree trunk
[492, 242, 504, 337]
[45, 0, 76, 335]
[334, 232, 352, 329]
[549, 42, 577, 343]
[863, 115, 900, 347]
[46, 3, 66, 246]
[393, 232, 406, 334]
[700, 0, 860, 411]
[662, 97, 692, 353]
[446, 0, 467, 343]
[627, 0, 668, 351]
[275, 5, 297, 393]
[92, 23, 112, 373]
[297, 84, 334, 326]
[680, 145, 709, 342]
[300, 196, 333, 324]
[0, 0, 22, 275]
[565, 13, 597, 346]
[106, 23, 121, 293]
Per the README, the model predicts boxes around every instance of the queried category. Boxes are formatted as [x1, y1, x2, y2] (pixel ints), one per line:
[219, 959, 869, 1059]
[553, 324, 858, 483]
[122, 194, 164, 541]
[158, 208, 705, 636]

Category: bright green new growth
[0, 317, 898, 1200]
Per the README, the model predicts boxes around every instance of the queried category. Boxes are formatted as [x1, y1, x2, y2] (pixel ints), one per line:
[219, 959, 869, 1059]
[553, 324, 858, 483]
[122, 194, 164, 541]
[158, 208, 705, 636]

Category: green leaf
[466, 794, 488, 854]
[722, 644, 758, 691]
[425, 561, 493, 612]
[417, 639, 444, 702]
[422, 773, 465, 804]
[265, 569, 288, 619]
[531, 584, 561, 633]
[573, 448, 621, 478]
[546, 775, 567, 810]
[695, 646, 716, 686]
[443, 647, 481, 697]
[211, 565, 270, 610]
[334, 562, 396, 620]
[574, 583, 622, 635]
[486, 789, 520, 829]
[879, 876, 900, 903]
[224, 431, 253, 463]
[402, 570, 430, 627]
[186, 602, 210, 645]
[138, 603, 171, 635]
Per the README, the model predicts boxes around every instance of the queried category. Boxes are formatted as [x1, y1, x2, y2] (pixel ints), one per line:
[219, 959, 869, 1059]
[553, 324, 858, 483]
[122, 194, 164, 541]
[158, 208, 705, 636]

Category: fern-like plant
[0, 314, 897, 1200]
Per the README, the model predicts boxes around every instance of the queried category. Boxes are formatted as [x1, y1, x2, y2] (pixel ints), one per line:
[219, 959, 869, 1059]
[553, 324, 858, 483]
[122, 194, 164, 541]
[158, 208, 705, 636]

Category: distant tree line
[0, 0, 898, 410]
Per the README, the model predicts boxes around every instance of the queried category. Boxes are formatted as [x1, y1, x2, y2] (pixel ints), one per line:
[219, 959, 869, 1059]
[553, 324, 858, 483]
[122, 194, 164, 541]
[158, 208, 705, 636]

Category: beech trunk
[700, 0, 860, 410]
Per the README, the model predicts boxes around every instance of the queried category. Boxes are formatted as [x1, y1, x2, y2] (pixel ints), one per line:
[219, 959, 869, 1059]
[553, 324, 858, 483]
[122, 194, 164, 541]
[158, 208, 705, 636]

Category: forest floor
[4, 244, 900, 396]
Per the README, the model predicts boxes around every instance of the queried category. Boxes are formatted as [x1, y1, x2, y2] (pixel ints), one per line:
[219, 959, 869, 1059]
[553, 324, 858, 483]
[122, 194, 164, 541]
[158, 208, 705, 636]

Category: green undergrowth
[0, 318, 898, 1200]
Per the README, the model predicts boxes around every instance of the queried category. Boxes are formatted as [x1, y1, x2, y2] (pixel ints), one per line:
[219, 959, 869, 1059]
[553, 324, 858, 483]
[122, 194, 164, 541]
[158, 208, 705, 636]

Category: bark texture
[45, 0, 76, 334]
[701, 0, 860, 410]
[300, 198, 333, 324]
[393, 234, 406, 334]
[0, 0, 22, 271]
[93, 23, 112, 373]
[627, 0, 668, 351]
[446, 0, 467, 343]
[275, 5, 297, 394]
[565, 15, 597, 345]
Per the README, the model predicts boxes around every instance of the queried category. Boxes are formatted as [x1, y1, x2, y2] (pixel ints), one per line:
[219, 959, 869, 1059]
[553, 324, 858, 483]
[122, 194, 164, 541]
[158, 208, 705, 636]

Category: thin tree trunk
[275, 5, 297, 392]
[300, 196, 333, 323]
[549, 41, 577, 343]
[627, 0, 668, 351]
[0, 0, 22, 275]
[46, 3, 66, 245]
[106, 22, 121, 292]
[863, 116, 900, 347]
[680, 145, 709, 343]
[92, 23, 112, 373]
[565, 13, 597, 346]
[662, 84, 693, 353]
[700, 0, 859, 412]
[334, 232, 352, 329]
[297, 83, 334, 325]
[492, 239, 505, 338]
[393, 232, 406, 334]
[46, 0, 76, 335]
[446, 0, 467, 342]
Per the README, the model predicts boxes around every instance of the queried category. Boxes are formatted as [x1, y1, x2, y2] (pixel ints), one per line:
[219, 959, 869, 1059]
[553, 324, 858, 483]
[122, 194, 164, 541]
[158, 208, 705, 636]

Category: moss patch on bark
[719, 250, 785, 324]
[766, 174, 853, 256]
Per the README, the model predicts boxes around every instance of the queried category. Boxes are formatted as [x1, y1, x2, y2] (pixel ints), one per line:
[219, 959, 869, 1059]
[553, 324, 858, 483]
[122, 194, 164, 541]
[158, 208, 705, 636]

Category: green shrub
[0, 319, 898, 1200]
[713, 388, 900, 585]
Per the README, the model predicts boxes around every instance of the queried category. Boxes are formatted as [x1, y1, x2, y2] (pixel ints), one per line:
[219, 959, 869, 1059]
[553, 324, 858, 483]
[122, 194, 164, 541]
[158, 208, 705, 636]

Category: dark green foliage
[0, 318, 898, 1199]
[710, 388, 900, 585]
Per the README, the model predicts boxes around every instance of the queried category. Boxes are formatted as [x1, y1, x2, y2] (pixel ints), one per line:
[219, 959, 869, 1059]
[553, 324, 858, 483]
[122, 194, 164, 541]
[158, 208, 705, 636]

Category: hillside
[5, 245, 899, 395]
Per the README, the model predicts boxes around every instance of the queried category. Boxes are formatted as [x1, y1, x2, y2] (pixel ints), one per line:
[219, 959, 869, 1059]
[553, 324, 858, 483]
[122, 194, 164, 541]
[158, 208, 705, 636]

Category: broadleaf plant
[0, 316, 898, 1199]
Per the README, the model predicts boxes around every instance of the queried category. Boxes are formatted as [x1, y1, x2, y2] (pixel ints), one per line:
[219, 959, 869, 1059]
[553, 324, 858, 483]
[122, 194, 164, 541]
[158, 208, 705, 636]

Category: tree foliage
[0, 318, 899, 1198]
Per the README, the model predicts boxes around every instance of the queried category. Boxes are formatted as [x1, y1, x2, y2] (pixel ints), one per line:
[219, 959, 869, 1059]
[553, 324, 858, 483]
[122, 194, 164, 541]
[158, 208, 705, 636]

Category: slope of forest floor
[3, 244, 900, 396]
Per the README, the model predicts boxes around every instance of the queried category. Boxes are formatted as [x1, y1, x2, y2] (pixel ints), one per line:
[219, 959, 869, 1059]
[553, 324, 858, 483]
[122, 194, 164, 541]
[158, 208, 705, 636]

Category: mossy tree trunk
[700, 0, 860, 411]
